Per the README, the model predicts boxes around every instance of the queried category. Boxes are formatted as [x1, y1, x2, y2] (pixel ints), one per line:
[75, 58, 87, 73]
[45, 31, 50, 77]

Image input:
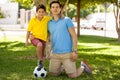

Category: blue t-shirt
[48, 17, 74, 54]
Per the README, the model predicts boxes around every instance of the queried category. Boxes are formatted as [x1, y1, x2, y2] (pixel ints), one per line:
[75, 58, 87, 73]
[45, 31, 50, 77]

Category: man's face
[50, 3, 61, 15]
[36, 9, 45, 18]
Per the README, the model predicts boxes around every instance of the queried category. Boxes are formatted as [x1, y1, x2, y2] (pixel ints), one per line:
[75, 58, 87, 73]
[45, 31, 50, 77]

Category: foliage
[0, 7, 5, 18]
[0, 35, 120, 80]
[67, 4, 77, 18]
[80, 5, 98, 18]
[9, 0, 33, 9]
[0, 11, 5, 18]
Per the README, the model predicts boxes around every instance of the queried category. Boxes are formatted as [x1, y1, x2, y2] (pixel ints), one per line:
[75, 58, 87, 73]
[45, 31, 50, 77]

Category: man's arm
[68, 27, 78, 61]
[68, 27, 77, 51]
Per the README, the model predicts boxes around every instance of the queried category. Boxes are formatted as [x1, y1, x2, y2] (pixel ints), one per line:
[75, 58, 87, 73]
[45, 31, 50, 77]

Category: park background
[0, 0, 120, 80]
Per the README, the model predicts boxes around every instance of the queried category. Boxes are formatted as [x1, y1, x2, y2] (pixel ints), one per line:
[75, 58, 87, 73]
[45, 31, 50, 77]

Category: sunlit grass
[0, 35, 120, 80]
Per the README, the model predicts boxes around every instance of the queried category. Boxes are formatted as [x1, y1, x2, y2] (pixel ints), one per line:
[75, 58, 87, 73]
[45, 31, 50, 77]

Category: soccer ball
[33, 66, 47, 78]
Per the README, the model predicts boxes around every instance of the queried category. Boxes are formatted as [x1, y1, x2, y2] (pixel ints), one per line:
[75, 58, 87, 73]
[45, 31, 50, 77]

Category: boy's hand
[25, 41, 29, 48]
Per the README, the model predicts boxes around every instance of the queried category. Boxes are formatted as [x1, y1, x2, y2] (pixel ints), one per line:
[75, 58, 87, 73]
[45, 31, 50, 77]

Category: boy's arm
[25, 31, 30, 47]
[45, 32, 52, 59]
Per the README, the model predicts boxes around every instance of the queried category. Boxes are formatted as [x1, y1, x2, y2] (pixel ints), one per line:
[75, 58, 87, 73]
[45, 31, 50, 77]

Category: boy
[25, 4, 51, 68]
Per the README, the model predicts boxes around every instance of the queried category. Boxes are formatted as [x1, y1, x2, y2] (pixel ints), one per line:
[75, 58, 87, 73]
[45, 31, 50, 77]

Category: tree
[67, 4, 77, 18]
[9, 0, 33, 9]
[113, 0, 120, 41]
[33, 0, 47, 7]
[9, 0, 120, 41]
[68, 0, 120, 41]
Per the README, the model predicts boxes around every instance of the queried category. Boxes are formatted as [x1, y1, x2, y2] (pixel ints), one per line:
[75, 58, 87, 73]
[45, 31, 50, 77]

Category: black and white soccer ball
[33, 66, 47, 78]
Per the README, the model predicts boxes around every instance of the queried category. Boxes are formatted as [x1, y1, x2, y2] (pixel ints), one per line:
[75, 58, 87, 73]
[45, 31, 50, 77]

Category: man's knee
[67, 73, 77, 78]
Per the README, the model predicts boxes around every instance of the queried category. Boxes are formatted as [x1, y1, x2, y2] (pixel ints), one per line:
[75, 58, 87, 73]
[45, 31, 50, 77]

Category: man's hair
[50, 1, 62, 8]
[36, 4, 46, 12]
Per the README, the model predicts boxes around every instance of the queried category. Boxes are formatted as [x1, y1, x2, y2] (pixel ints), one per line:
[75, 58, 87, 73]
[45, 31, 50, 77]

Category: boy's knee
[37, 42, 42, 47]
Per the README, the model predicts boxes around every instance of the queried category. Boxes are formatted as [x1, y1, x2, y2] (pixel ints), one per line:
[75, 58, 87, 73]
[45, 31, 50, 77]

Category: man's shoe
[81, 61, 92, 74]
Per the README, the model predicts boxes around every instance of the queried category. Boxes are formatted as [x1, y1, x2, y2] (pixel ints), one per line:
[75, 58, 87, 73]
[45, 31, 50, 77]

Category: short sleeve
[27, 19, 33, 31]
[65, 17, 74, 28]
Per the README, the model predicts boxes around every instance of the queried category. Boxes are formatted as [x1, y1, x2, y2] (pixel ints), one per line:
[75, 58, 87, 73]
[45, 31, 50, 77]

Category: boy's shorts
[31, 38, 46, 57]
[49, 52, 76, 74]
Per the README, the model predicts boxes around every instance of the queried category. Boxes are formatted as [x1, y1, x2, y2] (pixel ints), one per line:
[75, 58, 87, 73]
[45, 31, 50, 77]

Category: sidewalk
[80, 29, 118, 38]
[0, 24, 26, 31]
[0, 25, 118, 42]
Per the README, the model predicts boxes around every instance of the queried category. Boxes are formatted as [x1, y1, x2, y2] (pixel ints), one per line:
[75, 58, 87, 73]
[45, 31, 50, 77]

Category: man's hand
[71, 52, 78, 61]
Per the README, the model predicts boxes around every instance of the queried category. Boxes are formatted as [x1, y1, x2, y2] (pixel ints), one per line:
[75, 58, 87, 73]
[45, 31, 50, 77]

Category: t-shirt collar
[51, 17, 61, 22]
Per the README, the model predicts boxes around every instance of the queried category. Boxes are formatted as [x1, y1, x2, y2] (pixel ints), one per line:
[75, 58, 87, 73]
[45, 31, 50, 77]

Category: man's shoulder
[62, 17, 72, 23]
[64, 17, 71, 20]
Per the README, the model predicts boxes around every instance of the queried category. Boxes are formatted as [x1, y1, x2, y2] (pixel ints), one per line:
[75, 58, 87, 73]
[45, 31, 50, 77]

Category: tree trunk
[116, 12, 120, 41]
[113, 3, 120, 42]
[77, 0, 80, 37]
[117, 28, 120, 41]
[50, 0, 58, 3]
[34, 0, 46, 7]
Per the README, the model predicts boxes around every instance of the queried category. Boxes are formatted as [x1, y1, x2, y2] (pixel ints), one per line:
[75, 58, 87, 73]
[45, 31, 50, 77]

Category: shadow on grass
[78, 47, 109, 52]
[0, 35, 120, 80]
[0, 41, 34, 52]
[77, 53, 120, 80]
[79, 35, 120, 45]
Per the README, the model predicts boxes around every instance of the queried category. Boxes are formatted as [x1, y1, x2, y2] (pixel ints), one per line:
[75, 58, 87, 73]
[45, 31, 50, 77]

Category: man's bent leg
[62, 56, 84, 78]
[67, 66, 84, 78]
[49, 57, 62, 76]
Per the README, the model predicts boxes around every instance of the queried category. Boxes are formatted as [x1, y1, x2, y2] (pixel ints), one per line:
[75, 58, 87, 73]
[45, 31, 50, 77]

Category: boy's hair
[50, 1, 62, 8]
[36, 4, 46, 12]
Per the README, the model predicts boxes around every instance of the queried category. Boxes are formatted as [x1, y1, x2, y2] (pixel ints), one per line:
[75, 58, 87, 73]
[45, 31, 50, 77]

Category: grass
[0, 35, 120, 80]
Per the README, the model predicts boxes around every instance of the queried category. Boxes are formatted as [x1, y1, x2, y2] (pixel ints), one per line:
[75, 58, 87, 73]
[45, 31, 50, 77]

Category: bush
[0, 11, 5, 18]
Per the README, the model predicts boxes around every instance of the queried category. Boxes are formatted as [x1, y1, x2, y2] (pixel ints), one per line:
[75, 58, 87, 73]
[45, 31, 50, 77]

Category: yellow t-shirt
[27, 16, 51, 41]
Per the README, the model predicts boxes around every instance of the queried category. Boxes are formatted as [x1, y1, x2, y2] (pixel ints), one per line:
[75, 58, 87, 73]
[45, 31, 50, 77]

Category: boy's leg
[31, 38, 43, 68]
[36, 42, 43, 67]
[36, 42, 43, 60]
[41, 40, 46, 60]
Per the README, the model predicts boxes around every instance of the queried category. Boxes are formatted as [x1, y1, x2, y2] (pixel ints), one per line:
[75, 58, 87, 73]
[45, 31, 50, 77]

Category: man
[48, 1, 92, 78]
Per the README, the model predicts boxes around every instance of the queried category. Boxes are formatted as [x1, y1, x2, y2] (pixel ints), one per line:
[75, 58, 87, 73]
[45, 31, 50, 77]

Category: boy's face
[50, 3, 61, 15]
[36, 9, 45, 18]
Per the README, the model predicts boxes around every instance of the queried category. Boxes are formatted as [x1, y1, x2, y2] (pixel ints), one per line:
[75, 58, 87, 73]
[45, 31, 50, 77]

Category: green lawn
[0, 35, 120, 80]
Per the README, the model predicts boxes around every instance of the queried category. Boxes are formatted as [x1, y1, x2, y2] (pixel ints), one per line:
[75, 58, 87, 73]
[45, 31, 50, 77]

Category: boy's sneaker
[38, 60, 43, 68]
[81, 61, 92, 74]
